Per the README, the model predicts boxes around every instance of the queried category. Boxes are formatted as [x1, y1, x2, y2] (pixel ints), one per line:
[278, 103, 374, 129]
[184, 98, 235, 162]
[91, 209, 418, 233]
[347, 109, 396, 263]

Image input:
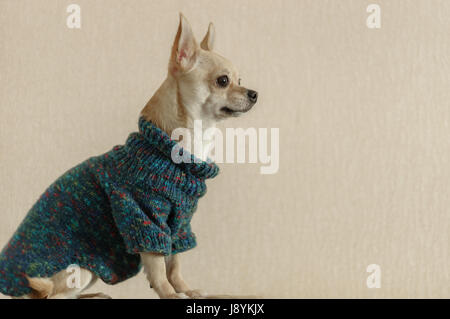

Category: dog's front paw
[164, 292, 190, 299]
[185, 289, 207, 298]
[78, 292, 112, 299]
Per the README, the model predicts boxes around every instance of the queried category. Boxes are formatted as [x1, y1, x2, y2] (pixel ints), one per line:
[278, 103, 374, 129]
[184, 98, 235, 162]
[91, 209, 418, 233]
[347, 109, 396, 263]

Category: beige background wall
[1, 0, 450, 298]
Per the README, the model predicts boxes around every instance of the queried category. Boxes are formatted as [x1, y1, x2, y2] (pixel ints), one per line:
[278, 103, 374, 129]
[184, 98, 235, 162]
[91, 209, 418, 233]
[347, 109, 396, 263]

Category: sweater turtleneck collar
[137, 117, 219, 180]
[109, 118, 219, 198]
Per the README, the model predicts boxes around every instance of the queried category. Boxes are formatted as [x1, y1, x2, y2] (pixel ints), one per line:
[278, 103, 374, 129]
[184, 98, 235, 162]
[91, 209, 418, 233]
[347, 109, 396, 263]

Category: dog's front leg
[165, 253, 206, 298]
[140, 252, 188, 299]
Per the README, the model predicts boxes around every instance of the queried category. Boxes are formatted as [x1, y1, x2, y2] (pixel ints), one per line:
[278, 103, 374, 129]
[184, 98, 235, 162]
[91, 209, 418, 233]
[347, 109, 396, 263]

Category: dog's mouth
[220, 106, 239, 115]
[220, 105, 253, 116]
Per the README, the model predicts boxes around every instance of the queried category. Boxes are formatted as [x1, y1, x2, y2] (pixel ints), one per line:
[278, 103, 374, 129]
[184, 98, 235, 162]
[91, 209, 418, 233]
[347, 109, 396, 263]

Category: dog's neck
[141, 74, 216, 161]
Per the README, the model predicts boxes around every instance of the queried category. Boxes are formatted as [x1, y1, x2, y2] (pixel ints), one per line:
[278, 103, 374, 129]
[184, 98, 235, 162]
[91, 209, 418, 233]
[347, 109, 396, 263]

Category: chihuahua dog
[1, 13, 257, 299]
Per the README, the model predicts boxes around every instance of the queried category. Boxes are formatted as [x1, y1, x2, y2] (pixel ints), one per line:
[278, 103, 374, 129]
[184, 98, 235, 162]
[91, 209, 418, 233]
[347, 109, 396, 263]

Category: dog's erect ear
[200, 23, 215, 51]
[171, 13, 198, 72]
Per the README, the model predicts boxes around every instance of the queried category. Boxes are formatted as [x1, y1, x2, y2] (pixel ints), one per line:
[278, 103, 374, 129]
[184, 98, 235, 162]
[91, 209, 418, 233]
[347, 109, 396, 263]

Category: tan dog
[20, 13, 257, 299]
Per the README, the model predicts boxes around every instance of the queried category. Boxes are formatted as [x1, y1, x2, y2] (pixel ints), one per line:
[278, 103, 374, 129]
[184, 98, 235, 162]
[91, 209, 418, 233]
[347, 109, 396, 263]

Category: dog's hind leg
[26, 267, 109, 299]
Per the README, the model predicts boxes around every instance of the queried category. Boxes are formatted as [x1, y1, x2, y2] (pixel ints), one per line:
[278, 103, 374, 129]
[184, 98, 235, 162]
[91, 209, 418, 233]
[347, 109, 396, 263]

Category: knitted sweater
[0, 117, 219, 297]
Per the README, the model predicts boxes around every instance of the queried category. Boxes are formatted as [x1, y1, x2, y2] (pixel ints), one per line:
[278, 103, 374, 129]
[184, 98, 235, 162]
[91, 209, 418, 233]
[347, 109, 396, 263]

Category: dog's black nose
[247, 90, 258, 103]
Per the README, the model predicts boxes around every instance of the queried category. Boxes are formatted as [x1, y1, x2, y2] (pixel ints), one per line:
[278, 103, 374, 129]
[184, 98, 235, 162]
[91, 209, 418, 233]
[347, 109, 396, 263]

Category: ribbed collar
[138, 117, 219, 180]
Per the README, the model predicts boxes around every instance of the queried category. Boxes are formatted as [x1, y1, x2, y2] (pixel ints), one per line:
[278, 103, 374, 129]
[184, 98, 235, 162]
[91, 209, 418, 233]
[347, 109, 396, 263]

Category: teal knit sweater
[0, 117, 219, 297]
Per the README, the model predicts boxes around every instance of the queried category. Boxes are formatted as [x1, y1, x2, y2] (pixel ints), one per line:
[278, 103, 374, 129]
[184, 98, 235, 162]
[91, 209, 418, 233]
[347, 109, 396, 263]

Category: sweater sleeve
[167, 205, 197, 254]
[171, 223, 197, 254]
[108, 185, 173, 255]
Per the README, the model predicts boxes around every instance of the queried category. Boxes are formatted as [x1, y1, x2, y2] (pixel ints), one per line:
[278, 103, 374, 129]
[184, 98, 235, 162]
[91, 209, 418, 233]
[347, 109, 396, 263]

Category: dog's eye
[217, 75, 229, 88]
[238, 78, 241, 86]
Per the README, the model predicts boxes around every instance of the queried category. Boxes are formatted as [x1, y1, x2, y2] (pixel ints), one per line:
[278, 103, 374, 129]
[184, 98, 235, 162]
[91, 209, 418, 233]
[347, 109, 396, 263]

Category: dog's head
[169, 14, 258, 124]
